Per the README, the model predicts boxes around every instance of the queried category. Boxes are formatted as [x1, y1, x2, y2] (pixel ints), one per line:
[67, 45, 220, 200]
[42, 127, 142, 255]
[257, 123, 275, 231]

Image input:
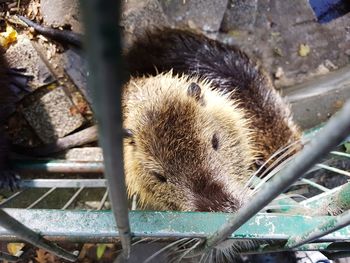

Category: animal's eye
[212, 133, 219, 151]
[152, 172, 167, 183]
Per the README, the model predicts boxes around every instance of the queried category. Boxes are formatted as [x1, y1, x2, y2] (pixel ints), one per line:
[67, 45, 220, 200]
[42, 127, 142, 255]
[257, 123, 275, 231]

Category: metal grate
[0, 0, 349, 261]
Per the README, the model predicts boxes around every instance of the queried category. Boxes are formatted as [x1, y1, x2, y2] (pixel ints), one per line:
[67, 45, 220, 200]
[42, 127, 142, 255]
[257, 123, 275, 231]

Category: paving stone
[121, 0, 169, 48]
[63, 147, 103, 162]
[5, 35, 55, 89]
[40, 0, 82, 33]
[221, 0, 258, 31]
[285, 65, 350, 129]
[217, 0, 350, 89]
[159, 0, 228, 32]
[22, 87, 85, 143]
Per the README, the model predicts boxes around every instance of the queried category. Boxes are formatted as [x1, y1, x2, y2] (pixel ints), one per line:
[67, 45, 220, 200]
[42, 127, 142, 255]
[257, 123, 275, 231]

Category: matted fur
[123, 72, 256, 211]
[125, 28, 302, 165]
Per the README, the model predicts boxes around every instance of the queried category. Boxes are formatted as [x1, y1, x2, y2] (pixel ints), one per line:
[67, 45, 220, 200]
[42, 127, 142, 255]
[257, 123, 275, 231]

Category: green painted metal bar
[1, 209, 350, 244]
[302, 182, 350, 215]
[0, 209, 77, 261]
[242, 242, 335, 255]
[192, 99, 350, 256]
[286, 209, 350, 249]
[80, 0, 131, 259]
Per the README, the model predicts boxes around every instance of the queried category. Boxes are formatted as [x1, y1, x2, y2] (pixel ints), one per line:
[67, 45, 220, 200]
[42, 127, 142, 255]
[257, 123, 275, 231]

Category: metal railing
[0, 0, 349, 261]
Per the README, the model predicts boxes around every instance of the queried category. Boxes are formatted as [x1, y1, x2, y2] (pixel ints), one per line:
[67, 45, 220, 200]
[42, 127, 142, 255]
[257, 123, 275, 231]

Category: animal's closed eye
[152, 172, 167, 183]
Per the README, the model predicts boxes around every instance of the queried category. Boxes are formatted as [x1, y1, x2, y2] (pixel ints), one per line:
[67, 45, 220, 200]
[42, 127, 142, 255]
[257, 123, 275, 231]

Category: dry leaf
[7, 243, 25, 256]
[0, 24, 18, 48]
[298, 43, 310, 57]
[35, 248, 49, 263]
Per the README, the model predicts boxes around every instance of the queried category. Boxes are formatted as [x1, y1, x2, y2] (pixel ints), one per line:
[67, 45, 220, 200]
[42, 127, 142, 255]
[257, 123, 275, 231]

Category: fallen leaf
[0, 25, 18, 48]
[298, 43, 310, 57]
[35, 248, 49, 263]
[96, 244, 107, 259]
[7, 243, 25, 256]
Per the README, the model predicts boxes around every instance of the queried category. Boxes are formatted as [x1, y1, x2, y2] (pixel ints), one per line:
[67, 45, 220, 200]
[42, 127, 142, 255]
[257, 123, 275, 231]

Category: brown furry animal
[125, 29, 301, 167]
[123, 73, 255, 211]
[122, 29, 302, 212]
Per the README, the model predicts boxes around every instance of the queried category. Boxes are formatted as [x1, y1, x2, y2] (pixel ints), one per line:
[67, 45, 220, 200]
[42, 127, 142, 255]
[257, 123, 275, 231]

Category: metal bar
[61, 187, 84, 210]
[80, 0, 131, 258]
[1, 209, 350, 243]
[0, 251, 19, 262]
[316, 163, 350, 177]
[0, 209, 77, 261]
[302, 182, 350, 215]
[97, 189, 109, 210]
[330, 151, 350, 158]
[286, 209, 350, 249]
[0, 190, 24, 207]
[241, 242, 334, 255]
[14, 160, 104, 173]
[301, 185, 342, 206]
[26, 188, 57, 209]
[192, 99, 350, 256]
[19, 179, 107, 188]
[300, 178, 330, 192]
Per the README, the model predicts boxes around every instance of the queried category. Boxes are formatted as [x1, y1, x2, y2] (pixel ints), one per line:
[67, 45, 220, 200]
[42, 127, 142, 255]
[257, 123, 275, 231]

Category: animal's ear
[123, 128, 134, 138]
[187, 82, 202, 101]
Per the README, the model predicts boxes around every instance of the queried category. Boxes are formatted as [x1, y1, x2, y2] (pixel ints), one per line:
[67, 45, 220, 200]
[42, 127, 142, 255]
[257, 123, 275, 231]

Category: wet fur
[125, 29, 301, 165]
[123, 29, 302, 211]
[122, 29, 302, 261]
[123, 73, 255, 211]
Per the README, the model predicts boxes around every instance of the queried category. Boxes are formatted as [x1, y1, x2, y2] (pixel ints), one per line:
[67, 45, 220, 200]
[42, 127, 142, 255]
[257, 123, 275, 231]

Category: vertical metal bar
[191, 99, 350, 255]
[0, 209, 77, 261]
[80, 0, 131, 259]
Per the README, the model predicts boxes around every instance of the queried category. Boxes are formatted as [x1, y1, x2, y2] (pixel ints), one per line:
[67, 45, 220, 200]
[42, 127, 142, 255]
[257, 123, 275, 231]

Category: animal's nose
[193, 195, 241, 213]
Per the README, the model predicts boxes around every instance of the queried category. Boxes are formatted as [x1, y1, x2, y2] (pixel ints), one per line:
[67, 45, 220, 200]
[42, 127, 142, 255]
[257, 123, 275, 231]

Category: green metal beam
[1, 209, 350, 244]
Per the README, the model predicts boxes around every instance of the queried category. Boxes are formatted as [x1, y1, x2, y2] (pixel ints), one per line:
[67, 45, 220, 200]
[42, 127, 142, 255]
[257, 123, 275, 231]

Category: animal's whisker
[169, 240, 201, 263]
[244, 139, 302, 189]
[259, 143, 299, 179]
[199, 249, 210, 263]
[250, 154, 297, 196]
[143, 238, 189, 263]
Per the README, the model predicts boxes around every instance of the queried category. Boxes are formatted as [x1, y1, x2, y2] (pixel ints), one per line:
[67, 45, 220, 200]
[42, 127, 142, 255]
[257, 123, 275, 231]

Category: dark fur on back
[125, 29, 301, 165]
[0, 46, 18, 188]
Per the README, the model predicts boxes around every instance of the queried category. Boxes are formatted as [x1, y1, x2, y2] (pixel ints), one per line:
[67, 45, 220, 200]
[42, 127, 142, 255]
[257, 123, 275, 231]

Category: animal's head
[123, 72, 256, 212]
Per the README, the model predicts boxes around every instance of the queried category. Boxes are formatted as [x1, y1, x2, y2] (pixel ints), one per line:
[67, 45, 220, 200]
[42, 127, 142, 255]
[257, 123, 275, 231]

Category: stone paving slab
[22, 87, 85, 143]
[5, 35, 55, 89]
